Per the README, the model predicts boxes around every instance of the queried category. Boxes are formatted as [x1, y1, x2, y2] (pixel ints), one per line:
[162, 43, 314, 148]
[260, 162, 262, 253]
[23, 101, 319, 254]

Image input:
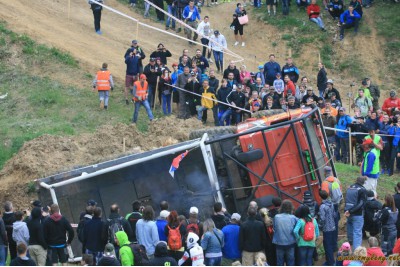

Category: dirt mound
[0, 116, 202, 209]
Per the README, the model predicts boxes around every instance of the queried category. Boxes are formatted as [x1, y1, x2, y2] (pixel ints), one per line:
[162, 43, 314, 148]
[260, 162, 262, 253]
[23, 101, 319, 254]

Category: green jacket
[293, 216, 319, 247]
[116, 231, 134, 266]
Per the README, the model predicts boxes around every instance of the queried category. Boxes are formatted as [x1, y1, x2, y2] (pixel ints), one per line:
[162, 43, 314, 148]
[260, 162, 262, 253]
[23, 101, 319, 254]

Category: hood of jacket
[115, 231, 130, 246]
[31, 207, 42, 220]
[13, 221, 27, 231]
[50, 212, 62, 222]
[154, 242, 169, 257]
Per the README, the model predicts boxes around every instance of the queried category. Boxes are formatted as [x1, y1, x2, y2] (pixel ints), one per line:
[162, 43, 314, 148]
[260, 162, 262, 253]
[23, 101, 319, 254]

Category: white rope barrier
[324, 126, 398, 138]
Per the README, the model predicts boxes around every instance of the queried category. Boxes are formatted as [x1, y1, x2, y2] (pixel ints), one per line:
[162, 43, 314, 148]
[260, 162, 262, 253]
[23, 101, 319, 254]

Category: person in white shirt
[197, 16, 213, 62]
[208, 30, 227, 72]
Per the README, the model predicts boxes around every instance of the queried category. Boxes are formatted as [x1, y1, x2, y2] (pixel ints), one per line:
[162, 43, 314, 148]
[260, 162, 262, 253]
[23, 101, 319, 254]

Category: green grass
[0, 21, 153, 170]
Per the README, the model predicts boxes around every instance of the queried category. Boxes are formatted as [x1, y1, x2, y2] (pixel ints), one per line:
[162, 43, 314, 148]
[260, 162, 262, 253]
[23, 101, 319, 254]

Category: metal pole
[349, 127, 352, 166]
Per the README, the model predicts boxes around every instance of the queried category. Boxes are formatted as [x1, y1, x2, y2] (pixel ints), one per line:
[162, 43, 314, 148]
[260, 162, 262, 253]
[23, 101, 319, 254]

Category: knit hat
[340, 242, 351, 252]
[31, 200, 42, 208]
[390, 90, 396, 97]
[104, 243, 116, 257]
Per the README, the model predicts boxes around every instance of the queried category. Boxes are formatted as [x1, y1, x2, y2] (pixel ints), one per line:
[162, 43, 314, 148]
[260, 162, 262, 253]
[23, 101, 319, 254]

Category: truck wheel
[189, 126, 236, 140]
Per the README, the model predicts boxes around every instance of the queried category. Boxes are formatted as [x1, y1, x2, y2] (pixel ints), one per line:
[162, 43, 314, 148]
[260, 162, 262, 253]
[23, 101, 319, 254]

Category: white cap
[231, 213, 241, 221]
[160, 210, 170, 219]
[189, 206, 199, 214]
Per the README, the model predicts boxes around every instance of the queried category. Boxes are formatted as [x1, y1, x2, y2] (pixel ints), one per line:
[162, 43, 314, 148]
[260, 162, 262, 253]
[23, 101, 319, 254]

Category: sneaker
[104, 106, 108, 110]
[268, 12, 271, 16]
[274, 11, 276, 15]
[321, 28, 326, 32]
[208, 58, 213, 63]
[165, 26, 169, 30]
[125, 99, 129, 105]
[242, 42, 245, 46]
[176, 28, 181, 33]
[100, 100, 104, 109]
[234, 41, 239, 46]
[339, 35, 344, 41]
[96, 30, 102, 35]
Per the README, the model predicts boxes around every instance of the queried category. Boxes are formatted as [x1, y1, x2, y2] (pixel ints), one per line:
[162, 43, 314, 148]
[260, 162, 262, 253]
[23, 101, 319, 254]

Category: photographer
[184, 71, 201, 116]
[323, 79, 341, 103]
[125, 49, 141, 104]
[351, 116, 368, 165]
[150, 43, 172, 65]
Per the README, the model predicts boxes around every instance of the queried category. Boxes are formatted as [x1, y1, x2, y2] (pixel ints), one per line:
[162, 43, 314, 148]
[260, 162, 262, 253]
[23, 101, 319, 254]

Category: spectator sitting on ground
[339, 5, 361, 41]
[365, 236, 387, 266]
[328, 0, 344, 20]
[336, 242, 352, 266]
[344, 246, 367, 266]
[307, 0, 326, 31]
[10, 242, 36, 266]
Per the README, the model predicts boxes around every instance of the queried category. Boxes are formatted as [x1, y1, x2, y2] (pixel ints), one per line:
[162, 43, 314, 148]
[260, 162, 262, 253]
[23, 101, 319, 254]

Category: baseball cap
[189, 206, 198, 214]
[231, 213, 241, 221]
[339, 107, 346, 112]
[160, 210, 170, 219]
[87, 199, 97, 206]
[150, 58, 156, 62]
[31, 200, 42, 207]
[326, 79, 334, 84]
[362, 138, 373, 145]
[132, 40, 138, 44]
[140, 74, 147, 79]
[258, 65, 264, 70]
[104, 243, 116, 256]
[214, 30, 220, 35]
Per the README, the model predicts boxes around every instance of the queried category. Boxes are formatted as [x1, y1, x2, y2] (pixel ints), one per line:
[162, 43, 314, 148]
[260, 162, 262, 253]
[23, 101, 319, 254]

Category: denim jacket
[272, 213, 298, 246]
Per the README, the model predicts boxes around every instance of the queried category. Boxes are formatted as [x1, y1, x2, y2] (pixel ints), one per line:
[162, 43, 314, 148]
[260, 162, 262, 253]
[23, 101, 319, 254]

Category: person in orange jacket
[92, 63, 114, 110]
[131, 74, 155, 124]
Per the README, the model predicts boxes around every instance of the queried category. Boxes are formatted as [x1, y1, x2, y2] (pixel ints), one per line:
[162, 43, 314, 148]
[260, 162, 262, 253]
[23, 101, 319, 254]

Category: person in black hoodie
[148, 241, 178, 266]
[223, 62, 241, 84]
[10, 243, 36, 266]
[184, 71, 201, 116]
[363, 190, 382, 238]
[208, 70, 219, 92]
[211, 202, 231, 230]
[83, 207, 107, 265]
[88, 0, 103, 34]
[150, 43, 172, 65]
[3, 201, 16, 261]
[317, 62, 327, 97]
[43, 204, 74, 265]
[143, 58, 162, 108]
[0, 211, 8, 266]
[27, 207, 47, 266]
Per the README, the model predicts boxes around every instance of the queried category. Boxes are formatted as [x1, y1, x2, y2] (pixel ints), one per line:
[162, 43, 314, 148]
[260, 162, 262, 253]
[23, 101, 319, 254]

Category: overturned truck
[37, 107, 335, 258]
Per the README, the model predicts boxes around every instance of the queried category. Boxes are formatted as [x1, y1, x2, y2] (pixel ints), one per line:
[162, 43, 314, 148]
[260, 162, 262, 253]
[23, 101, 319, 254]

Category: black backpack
[123, 243, 149, 266]
[126, 212, 142, 242]
[108, 217, 124, 245]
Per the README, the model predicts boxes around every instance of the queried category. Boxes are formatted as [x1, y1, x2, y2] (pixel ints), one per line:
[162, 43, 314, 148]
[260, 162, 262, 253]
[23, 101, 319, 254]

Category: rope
[89, 1, 244, 60]
[324, 126, 399, 138]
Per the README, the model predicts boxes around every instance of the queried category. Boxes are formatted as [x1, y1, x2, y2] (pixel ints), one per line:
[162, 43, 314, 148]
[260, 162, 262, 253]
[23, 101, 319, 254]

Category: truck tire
[251, 109, 285, 118]
[189, 126, 237, 140]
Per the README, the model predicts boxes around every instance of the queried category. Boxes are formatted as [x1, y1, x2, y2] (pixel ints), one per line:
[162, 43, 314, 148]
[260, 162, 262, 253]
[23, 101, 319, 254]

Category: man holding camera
[150, 43, 172, 65]
[144, 58, 162, 108]
[125, 50, 141, 105]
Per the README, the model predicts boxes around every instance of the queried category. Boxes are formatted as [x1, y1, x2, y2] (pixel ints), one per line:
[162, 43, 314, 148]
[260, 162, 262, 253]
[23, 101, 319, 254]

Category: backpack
[266, 225, 274, 240]
[167, 224, 182, 250]
[126, 212, 142, 242]
[302, 218, 315, 242]
[344, 185, 362, 212]
[186, 220, 200, 236]
[328, 180, 343, 205]
[123, 243, 149, 266]
[108, 217, 124, 245]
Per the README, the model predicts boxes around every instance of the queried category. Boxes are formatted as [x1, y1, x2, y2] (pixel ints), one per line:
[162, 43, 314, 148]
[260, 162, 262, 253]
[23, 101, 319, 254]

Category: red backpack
[167, 224, 182, 251]
[302, 218, 315, 241]
[186, 221, 200, 236]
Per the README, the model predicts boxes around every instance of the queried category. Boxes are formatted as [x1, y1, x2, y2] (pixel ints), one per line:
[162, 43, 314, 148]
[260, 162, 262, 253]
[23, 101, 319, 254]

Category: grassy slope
[0, 21, 156, 170]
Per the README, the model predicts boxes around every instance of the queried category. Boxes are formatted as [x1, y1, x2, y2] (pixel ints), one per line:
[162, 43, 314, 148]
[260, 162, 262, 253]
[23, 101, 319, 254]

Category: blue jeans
[98, 90, 109, 107]
[132, 99, 154, 123]
[220, 109, 241, 126]
[310, 17, 325, 29]
[282, 0, 290, 15]
[213, 51, 224, 71]
[166, 5, 176, 28]
[334, 204, 340, 251]
[144, 2, 151, 16]
[147, 84, 155, 107]
[298, 246, 314, 266]
[276, 245, 295, 266]
[323, 231, 336, 265]
[218, 110, 230, 126]
[162, 93, 172, 115]
[204, 256, 221, 266]
[347, 215, 364, 250]
[86, 249, 103, 265]
[0, 245, 6, 266]
[381, 228, 397, 256]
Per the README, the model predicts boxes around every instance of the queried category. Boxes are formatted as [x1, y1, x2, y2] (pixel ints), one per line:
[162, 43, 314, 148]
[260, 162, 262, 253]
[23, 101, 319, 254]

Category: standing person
[178, 233, 204, 266]
[3, 201, 17, 261]
[335, 107, 353, 163]
[272, 200, 297, 266]
[156, 210, 170, 242]
[217, 79, 231, 126]
[164, 211, 186, 262]
[0, 212, 8, 266]
[159, 69, 173, 115]
[221, 213, 241, 264]
[208, 70, 219, 91]
[105, 204, 133, 256]
[182, 0, 201, 45]
[382, 90, 400, 117]
[231, 4, 246, 47]
[197, 80, 218, 125]
[171, 63, 183, 112]
[361, 139, 380, 193]
[125, 200, 142, 243]
[393, 183, 400, 238]
[177, 67, 191, 119]
[379, 114, 392, 175]
[317, 62, 327, 97]
[124, 49, 141, 105]
[388, 119, 400, 177]
[143, 58, 162, 108]
[293, 205, 320, 266]
[201, 219, 224, 266]
[379, 194, 398, 256]
[88, 0, 103, 34]
[176, 0, 189, 33]
[209, 30, 227, 73]
[154, 0, 165, 21]
[27, 207, 47, 266]
[354, 89, 373, 117]
[363, 190, 382, 238]
[281, 57, 300, 84]
[136, 206, 159, 259]
[124, 40, 146, 75]
[344, 176, 367, 250]
[259, 208, 276, 266]
[239, 207, 266, 266]
[12, 211, 29, 246]
[223, 62, 241, 84]
[43, 204, 75, 266]
[339, 5, 361, 41]
[266, 0, 277, 15]
[192, 49, 209, 74]
[184, 71, 201, 116]
[148, 241, 178, 266]
[225, 84, 246, 125]
[323, 79, 342, 103]
[282, 0, 290, 15]
[115, 231, 134, 266]
[131, 74, 155, 124]
[92, 62, 114, 110]
[150, 43, 172, 65]
[9, 243, 36, 266]
[197, 16, 213, 61]
[166, 0, 177, 30]
[318, 190, 336, 266]
[365, 78, 380, 111]
[263, 55, 281, 86]
[211, 202, 230, 230]
[83, 207, 107, 265]
[307, 0, 326, 31]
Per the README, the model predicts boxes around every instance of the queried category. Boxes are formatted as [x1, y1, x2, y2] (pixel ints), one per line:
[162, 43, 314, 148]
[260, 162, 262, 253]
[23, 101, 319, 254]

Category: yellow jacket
[201, 86, 217, 109]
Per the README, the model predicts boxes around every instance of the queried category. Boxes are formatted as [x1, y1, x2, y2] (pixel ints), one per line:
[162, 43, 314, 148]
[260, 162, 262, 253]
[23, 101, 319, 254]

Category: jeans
[347, 215, 364, 250]
[218, 110, 230, 126]
[204, 256, 222, 266]
[200, 38, 211, 58]
[220, 109, 241, 126]
[381, 228, 397, 256]
[186, 20, 198, 41]
[282, 0, 290, 14]
[86, 249, 103, 265]
[162, 93, 172, 115]
[197, 106, 218, 125]
[213, 51, 224, 72]
[144, 2, 151, 17]
[298, 246, 314, 266]
[389, 145, 399, 175]
[276, 245, 295, 266]
[0, 245, 5, 266]
[323, 231, 336, 265]
[92, 9, 102, 32]
[98, 90, 109, 107]
[340, 19, 360, 36]
[147, 84, 155, 108]
[339, 137, 349, 163]
[334, 203, 340, 251]
[155, 0, 165, 21]
[310, 17, 325, 29]
[132, 99, 154, 123]
[166, 5, 176, 28]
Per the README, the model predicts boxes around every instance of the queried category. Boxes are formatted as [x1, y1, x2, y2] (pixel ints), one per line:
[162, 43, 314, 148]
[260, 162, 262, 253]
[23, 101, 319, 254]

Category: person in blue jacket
[339, 5, 361, 40]
[182, 0, 201, 45]
[335, 107, 354, 163]
[221, 213, 241, 263]
[388, 118, 400, 176]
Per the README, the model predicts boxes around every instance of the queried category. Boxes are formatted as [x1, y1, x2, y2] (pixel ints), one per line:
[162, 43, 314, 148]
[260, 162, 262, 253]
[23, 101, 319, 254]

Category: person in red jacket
[365, 237, 387, 266]
[307, 0, 326, 31]
[283, 75, 295, 97]
[382, 90, 400, 117]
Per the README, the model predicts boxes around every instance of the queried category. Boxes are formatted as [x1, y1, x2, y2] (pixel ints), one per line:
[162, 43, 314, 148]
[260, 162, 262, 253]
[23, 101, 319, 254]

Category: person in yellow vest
[362, 138, 380, 194]
[132, 74, 155, 124]
[196, 80, 217, 125]
[92, 63, 114, 110]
